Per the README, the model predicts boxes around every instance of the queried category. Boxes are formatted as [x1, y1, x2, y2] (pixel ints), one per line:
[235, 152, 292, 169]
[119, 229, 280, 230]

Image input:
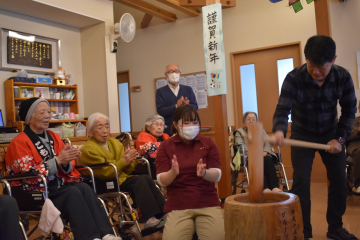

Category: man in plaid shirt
[273, 35, 357, 240]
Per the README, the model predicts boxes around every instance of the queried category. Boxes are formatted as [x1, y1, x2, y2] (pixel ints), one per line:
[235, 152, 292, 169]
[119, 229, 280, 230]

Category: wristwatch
[338, 137, 345, 144]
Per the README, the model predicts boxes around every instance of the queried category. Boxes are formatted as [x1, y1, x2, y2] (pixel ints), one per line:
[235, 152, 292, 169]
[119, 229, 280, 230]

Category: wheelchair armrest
[4, 172, 39, 180]
[0, 178, 11, 196]
[135, 158, 152, 179]
[75, 163, 119, 194]
[3, 173, 48, 198]
[76, 162, 110, 169]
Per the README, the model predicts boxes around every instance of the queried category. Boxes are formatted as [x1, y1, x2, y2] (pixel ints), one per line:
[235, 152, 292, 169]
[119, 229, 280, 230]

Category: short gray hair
[87, 112, 110, 135]
[145, 115, 164, 130]
[242, 111, 258, 124]
[165, 64, 180, 73]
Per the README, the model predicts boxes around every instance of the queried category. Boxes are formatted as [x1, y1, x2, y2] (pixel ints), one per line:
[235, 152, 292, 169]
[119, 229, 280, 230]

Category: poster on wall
[202, 3, 227, 96]
[155, 74, 208, 109]
[0, 28, 60, 73]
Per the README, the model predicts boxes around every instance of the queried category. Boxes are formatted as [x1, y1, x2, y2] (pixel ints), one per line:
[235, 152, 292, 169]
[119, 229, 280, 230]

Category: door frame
[117, 70, 133, 133]
[230, 42, 302, 129]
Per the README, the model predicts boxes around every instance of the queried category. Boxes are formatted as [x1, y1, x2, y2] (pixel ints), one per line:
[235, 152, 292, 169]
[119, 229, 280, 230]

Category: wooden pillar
[212, 95, 231, 198]
[314, 0, 331, 189]
[205, 0, 231, 199]
[314, 0, 331, 36]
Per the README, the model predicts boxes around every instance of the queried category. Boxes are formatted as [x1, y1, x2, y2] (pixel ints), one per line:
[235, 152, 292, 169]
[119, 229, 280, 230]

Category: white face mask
[167, 73, 180, 84]
[179, 125, 200, 140]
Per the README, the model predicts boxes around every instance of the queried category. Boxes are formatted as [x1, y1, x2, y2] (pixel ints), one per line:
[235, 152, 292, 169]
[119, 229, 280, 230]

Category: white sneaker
[102, 234, 122, 240]
[356, 186, 360, 193]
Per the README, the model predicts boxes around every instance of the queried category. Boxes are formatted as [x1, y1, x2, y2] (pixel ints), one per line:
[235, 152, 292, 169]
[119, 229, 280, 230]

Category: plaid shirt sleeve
[335, 71, 357, 139]
[272, 70, 298, 137]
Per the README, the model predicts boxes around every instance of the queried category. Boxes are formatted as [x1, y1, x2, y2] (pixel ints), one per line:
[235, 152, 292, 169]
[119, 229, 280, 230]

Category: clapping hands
[123, 145, 138, 165]
[57, 145, 82, 167]
[197, 158, 206, 177]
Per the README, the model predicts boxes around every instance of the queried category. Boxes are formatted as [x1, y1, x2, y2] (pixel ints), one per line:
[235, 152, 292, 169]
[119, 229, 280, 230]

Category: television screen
[0, 109, 4, 127]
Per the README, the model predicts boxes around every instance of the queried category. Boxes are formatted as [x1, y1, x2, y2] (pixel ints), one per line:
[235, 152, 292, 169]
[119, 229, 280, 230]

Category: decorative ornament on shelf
[54, 67, 69, 85]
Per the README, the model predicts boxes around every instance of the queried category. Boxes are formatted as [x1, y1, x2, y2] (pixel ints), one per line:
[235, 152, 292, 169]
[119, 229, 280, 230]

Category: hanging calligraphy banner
[202, 3, 226, 96]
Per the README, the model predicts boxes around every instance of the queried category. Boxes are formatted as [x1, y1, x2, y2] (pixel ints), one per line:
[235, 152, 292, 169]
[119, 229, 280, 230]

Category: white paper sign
[202, 3, 227, 96]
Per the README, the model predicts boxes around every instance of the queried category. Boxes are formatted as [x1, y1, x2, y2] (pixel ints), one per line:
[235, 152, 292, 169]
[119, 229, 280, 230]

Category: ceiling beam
[179, 0, 236, 8]
[112, 0, 177, 22]
[141, 13, 153, 28]
[156, 0, 200, 17]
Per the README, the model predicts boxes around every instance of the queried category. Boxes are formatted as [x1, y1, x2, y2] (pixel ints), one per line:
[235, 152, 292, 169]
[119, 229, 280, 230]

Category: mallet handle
[264, 136, 330, 150]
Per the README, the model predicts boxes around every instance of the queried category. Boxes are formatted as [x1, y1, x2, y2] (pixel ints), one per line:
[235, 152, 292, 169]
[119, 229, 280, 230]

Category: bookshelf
[4, 79, 87, 141]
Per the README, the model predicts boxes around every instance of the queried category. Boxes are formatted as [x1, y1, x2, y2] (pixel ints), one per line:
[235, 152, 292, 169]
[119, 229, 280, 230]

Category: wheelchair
[345, 155, 360, 196]
[0, 178, 28, 240]
[72, 135, 164, 239]
[1, 140, 118, 240]
[230, 144, 290, 195]
[116, 132, 168, 198]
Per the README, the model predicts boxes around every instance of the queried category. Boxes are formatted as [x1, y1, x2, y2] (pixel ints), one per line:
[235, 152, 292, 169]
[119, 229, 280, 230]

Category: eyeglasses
[166, 70, 180, 74]
[246, 117, 257, 122]
[153, 122, 165, 128]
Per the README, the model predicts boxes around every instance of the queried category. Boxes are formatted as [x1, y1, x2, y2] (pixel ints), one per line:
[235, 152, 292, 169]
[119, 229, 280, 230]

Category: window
[240, 64, 258, 115]
[118, 83, 131, 132]
[277, 58, 294, 122]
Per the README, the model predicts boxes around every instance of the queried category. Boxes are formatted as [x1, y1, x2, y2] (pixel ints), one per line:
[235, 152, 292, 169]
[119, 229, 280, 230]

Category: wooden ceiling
[111, 0, 236, 28]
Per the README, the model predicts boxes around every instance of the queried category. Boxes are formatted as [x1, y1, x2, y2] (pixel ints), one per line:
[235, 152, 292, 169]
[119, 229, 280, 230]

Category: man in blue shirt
[273, 35, 357, 240]
[156, 64, 198, 135]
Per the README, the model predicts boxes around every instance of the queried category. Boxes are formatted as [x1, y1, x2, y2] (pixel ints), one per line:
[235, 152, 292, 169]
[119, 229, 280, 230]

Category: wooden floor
[27, 183, 360, 240]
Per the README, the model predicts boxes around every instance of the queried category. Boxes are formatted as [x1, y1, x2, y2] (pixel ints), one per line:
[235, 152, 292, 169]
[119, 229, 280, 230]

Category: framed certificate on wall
[0, 28, 60, 74]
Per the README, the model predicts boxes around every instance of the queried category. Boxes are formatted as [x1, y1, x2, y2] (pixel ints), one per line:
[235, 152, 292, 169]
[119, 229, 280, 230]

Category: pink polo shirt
[155, 134, 221, 213]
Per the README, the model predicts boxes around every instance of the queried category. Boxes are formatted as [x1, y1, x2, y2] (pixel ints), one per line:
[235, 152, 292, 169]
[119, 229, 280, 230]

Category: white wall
[0, 9, 84, 120]
[116, 0, 317, 131]
[0, 0, 120, 133]
[329, 0, 360, 89]
[38, 0, 119, 132]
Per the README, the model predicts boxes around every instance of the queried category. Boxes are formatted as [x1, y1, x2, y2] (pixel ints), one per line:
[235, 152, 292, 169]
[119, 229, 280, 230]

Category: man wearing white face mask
[156, 64, 198, 135]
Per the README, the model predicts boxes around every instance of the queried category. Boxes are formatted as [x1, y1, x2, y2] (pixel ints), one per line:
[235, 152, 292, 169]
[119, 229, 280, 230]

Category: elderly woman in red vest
[136, 115, 170, 178]
[5, 98, 120, 240]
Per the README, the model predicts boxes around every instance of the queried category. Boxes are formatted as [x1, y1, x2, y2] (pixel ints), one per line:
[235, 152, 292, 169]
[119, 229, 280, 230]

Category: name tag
[106, 182, 114, 189]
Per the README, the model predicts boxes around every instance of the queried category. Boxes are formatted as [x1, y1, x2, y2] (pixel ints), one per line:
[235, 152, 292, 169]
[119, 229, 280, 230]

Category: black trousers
[290, 130, 347, 238]
[0, 195, 23, 240]
[50, 182, 113, 240]
[350, 148, 360, 189]
[263, 155, 279, 190]
[121, 175, 165, 222]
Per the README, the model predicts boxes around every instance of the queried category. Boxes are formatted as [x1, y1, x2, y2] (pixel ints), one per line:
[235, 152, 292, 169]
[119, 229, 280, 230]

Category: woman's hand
[170, 154, 179, 176]
[263, 151, 268, 157]
[197, 158, 206, 177]
[123, 146, 138, 165]
[57, 145, 82, 167]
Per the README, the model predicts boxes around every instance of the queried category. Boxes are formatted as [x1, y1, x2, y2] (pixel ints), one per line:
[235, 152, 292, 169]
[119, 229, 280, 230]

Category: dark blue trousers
[290, 130, 347, 238]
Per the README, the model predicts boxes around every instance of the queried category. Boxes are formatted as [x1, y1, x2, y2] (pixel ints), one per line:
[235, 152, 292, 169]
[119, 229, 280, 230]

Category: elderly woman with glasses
[5, 98, 121, 240]
[234, 111, 281, 192]
[136, 115, 170, 178]
[78, 112, 166, 229]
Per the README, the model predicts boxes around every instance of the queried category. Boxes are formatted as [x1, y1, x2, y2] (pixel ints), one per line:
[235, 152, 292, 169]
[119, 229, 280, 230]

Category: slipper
[156, 218, 166, 229]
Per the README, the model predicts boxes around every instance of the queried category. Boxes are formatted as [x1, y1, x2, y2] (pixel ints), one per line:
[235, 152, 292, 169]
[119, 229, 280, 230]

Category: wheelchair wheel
[124, 230, 140, 240]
